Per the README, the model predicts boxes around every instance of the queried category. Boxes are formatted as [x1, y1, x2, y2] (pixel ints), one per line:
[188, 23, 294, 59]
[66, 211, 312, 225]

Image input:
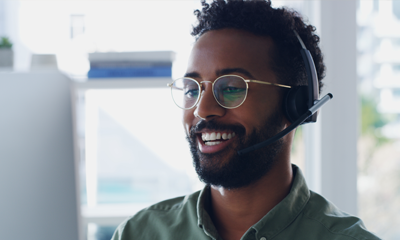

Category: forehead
[187, 28, 275, 79]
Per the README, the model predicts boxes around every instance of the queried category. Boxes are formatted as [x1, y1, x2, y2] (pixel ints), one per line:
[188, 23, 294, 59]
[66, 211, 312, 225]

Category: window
[74, 80, 203, 239]
[357, 1, 400, 239]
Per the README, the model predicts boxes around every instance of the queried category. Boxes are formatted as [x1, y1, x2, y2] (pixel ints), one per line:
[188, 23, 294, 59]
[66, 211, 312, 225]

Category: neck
[209, 159, 293, 240]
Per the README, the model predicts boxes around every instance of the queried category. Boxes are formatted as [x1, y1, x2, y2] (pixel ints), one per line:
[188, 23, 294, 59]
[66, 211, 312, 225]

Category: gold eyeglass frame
[167, 74, 292, 110]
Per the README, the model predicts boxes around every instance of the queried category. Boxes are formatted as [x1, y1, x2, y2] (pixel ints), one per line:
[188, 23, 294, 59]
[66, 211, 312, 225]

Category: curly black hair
[191, 0, 325, 93]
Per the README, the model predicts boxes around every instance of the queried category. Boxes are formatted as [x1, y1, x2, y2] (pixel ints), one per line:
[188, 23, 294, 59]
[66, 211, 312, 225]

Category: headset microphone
[237, 93, 332, 155]
[237, 30, 333, 155]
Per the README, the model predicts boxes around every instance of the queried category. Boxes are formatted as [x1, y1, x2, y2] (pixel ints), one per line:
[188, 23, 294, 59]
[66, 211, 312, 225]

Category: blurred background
[0, 1, 399, 240]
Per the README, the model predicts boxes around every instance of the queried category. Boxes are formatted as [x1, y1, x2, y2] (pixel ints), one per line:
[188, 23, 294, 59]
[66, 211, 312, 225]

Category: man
[112, 1, 380, 239]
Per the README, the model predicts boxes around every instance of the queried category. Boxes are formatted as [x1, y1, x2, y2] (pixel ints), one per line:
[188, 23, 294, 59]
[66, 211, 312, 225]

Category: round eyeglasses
[167, 74, 292, 110]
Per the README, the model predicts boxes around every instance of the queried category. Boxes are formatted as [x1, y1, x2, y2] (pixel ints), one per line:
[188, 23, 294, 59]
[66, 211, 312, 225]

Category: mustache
[190, 119, 246, 137]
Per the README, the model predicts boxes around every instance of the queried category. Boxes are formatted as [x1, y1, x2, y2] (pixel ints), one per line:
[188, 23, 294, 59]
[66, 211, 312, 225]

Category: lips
[190, 120, 245, 154]
[197, 130, 236, 153]
[201, 132, 236, 145]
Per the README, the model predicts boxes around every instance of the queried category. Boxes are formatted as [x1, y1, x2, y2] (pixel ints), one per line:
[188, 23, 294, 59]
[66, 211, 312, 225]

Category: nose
[193, 83, 226, 120]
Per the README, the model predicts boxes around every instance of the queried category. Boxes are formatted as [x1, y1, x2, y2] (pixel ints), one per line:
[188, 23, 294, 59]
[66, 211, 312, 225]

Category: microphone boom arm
[237, 93, 333, 155]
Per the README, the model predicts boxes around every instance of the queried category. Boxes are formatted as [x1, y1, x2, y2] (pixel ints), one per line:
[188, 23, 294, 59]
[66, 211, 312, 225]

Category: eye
[184, 88, 199, 98]
[222, 86, 246, 94]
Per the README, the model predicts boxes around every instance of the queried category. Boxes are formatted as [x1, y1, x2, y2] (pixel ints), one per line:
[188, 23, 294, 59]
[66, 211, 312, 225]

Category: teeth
[205, 141, 222, 146]
[222, 133, 227, 140]
[210, 132, 216, 141]
[202, 132, 235, 142]
[203, 133, 209, 141]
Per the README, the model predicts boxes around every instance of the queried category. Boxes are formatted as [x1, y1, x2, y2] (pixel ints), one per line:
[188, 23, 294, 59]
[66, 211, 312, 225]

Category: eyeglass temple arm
[246, 80, 291, 89]
[167, 83, 184, 91]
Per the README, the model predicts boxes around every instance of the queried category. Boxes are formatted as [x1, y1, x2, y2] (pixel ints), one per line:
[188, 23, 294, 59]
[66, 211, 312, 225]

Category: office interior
[0, 1, 399, 240]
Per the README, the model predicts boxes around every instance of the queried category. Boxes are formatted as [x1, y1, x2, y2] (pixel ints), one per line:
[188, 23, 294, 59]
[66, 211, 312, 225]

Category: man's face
[184, 28, 288, 189]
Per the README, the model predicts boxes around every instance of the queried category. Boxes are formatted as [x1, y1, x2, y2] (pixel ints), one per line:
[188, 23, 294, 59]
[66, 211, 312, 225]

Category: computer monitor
[0, 71, 81, 240]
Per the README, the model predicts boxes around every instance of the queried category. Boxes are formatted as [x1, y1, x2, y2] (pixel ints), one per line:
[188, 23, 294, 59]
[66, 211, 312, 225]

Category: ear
[283, 86, 308, 123]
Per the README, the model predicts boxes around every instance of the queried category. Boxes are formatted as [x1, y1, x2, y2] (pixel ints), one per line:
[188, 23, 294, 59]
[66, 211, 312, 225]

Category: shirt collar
[196, 164, 310, 239]
[251, 164, 310, 239]
[197, 184, 219, 239]
[197, 185, 209, 229]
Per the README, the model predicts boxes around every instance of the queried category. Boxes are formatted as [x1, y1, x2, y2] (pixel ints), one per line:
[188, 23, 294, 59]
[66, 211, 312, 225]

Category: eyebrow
[217, 68, 255, 79]
[184, 67, 256, 80]
[184, 72, 200, 79]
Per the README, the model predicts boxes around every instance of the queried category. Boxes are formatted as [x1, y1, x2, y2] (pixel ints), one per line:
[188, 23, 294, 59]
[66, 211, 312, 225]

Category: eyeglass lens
[171, 75, 248, 109]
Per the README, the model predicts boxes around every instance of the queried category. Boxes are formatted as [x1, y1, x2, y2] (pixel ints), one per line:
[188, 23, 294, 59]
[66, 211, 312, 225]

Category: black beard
[186, 112, 284, 190]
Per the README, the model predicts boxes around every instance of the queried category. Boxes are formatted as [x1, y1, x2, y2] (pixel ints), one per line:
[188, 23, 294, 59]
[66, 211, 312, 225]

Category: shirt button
[260, 237, 267, 240]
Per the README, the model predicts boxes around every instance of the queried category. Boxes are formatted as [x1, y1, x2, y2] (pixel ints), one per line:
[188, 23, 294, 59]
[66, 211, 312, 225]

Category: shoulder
[299, 191, 381, 240]
[111, 190, 204, 240]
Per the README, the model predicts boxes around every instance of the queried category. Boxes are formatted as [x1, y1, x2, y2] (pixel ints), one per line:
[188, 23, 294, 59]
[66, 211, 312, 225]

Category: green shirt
[112, 165, 380, 240]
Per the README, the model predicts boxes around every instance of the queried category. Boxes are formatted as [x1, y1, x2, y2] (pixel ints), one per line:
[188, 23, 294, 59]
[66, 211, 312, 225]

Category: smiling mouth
[200, 132, 236, 146]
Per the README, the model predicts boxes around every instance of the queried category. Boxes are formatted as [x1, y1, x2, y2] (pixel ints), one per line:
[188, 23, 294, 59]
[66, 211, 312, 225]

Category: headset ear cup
[284, 86, 309, 123]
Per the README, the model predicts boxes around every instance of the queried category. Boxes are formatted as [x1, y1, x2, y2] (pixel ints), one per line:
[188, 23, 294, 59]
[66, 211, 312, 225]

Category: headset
[237, 30, 333, 155]
[284, 30, 322, 124]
